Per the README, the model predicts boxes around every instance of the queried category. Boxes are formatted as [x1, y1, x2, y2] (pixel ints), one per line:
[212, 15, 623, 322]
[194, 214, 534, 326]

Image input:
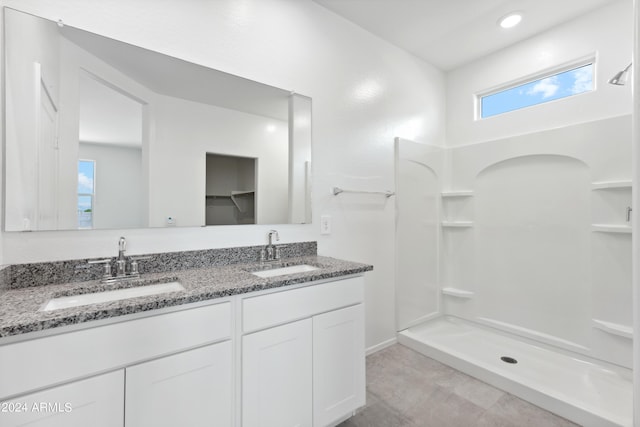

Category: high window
[78, 160, 95, 228]
[478, 61, 594, 119]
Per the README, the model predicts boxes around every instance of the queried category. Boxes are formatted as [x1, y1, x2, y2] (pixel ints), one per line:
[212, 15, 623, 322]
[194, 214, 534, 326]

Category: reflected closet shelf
[591, 224, 632, 234]
[441, 221, 473, 228]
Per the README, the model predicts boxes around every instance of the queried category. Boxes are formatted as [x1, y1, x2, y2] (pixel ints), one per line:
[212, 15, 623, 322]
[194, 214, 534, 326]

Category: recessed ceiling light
[499, 12, 523, 29]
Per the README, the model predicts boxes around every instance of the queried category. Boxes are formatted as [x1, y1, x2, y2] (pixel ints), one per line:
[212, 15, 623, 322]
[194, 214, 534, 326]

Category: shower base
[397, 316, 632, 427]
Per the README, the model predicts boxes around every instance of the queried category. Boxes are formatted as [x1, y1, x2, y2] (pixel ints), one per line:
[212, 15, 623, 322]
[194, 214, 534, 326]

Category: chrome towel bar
[332, 187, 395, 198]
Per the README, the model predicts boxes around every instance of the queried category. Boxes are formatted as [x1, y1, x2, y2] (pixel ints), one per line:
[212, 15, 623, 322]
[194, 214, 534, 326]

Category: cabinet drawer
[0, 301, 230, 399]
[0, 370, 124, 427]
[242, 276, 364, 333]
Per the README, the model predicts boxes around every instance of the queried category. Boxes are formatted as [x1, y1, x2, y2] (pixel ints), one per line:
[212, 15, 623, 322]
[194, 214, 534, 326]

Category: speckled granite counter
[0, 255, 372, 338]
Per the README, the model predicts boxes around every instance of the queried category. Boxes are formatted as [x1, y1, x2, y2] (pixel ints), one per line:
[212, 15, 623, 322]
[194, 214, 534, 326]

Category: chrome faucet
[88, 237, 152, 283]
[261, 230, 281, 262]
[116, 237, 127, 276]
[268, 230, 279, 246]
[118, 237, 127, 259]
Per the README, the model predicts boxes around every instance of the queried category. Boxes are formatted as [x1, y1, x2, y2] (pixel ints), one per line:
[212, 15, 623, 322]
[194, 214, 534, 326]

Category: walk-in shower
[395, 115, 633, 427]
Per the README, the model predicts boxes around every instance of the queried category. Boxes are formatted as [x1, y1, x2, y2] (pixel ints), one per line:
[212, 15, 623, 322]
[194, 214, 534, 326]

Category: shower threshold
[398, 316, 631, 427]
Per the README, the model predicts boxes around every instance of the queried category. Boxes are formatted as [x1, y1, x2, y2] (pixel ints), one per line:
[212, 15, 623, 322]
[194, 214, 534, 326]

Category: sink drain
[501, 356, 518, 364]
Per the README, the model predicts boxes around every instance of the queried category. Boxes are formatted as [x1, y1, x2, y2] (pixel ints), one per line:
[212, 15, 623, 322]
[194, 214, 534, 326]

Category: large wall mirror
[3, 8, 312, 231]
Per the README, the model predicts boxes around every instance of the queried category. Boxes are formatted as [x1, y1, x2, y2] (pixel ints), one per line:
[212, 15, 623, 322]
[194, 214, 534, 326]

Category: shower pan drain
[500, 356, 518, 364]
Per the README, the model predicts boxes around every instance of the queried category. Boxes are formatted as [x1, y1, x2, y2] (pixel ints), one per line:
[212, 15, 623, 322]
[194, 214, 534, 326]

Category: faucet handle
[88, 258, 112, 278]
[274, 245, 288, 260]
[129, 256, 152, 275]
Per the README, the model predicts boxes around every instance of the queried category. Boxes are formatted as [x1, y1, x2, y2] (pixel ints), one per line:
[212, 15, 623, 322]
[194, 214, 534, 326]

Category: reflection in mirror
[78, 71, 145, 229]
[4, 8, 312, 231]
[205, 154, 257, 225]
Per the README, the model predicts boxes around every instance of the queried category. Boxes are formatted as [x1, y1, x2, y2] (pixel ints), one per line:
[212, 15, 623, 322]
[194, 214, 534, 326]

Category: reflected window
[78, 160, 95, 228]
[479, 62, 594, 119]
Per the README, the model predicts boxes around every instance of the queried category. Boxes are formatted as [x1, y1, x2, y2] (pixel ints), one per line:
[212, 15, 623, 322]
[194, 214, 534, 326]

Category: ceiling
[79, 71, 143, 146]
[313, 0, 620, 70]
[61, 25, 290, 122]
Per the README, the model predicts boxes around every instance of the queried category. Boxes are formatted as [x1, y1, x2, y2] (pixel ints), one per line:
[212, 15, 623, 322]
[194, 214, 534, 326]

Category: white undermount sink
[250, 264, 320, 278]
[41, 281, 185, 312]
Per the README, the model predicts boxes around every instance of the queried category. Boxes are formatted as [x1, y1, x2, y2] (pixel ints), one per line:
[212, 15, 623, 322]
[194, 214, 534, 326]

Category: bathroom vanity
[0, 244, 372, 427]
[0, 7, 369, 427]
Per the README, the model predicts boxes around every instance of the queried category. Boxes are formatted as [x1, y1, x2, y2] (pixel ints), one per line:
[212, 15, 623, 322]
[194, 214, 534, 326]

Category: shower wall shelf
[591, 224, 632, 234]
[592, 319, 633, 339]
[591, 180, 632, 190]
[441, 190, 474, 198]
[441, 287, 475, 299]
[441, 221, 474, 228]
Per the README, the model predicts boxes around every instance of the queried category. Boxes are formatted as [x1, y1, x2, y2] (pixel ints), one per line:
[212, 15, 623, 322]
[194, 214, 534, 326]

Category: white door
[395, 137, 443, 330]
[0, 370, 124, 427]
[36, 73, 59, 229]
[125, 342, 233, 427]
[313, 305, 365, 427]
[242, 319, 312, 427]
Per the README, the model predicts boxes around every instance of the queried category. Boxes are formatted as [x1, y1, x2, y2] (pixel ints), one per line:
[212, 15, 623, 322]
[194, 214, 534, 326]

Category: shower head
[608, 63, 632, 86]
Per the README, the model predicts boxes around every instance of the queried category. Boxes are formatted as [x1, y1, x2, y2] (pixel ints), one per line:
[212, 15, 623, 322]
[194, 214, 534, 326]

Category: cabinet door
[125, 342, 232, 427]
[0, 370, 124, 427]
[242, 319, 312, 427]
[313, 304, 365, 427]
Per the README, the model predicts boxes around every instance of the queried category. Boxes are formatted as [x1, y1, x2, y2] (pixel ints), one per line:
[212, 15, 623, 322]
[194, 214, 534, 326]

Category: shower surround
[395, 115, 633, 427]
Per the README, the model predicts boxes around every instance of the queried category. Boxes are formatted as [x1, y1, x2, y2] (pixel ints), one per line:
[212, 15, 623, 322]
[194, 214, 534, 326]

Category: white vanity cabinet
[241, 276, 365, 427]
[0, 301, 232, 427]
[0, 273, 366, 427]
[0, 371, 124, 427]
[125, 341, 233, 427]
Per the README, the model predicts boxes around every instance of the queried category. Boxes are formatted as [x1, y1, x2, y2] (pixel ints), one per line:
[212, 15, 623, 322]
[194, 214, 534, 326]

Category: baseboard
[366, 336, 397, 355]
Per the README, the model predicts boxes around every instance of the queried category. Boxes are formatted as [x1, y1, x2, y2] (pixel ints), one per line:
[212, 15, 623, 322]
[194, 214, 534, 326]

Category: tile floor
[339, 343, 579, 427]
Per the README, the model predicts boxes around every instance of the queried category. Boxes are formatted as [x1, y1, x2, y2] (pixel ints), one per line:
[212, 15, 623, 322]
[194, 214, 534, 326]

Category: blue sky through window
[78, 160, 94, 195]
[480, 63, 593, 119]
[78, 160, 95, 227]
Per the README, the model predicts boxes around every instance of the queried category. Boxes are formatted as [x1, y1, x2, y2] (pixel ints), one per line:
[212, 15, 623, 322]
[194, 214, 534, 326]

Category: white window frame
[475, 54, 597, 120]
[78, 159, 96, 229]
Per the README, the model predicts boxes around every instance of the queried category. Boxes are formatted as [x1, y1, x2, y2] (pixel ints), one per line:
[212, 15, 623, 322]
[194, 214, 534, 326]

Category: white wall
[58, 34, 156, 230]
[0, 0, 446, 350]
[632, 1, 639, 424]
[4, 8, 60, 231]
[150, 95, 288, 227]
[446, 0, 633, 146]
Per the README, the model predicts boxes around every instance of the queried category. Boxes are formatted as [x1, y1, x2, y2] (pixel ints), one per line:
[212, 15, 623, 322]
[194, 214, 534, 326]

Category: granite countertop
[0, 255, 371, 338]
